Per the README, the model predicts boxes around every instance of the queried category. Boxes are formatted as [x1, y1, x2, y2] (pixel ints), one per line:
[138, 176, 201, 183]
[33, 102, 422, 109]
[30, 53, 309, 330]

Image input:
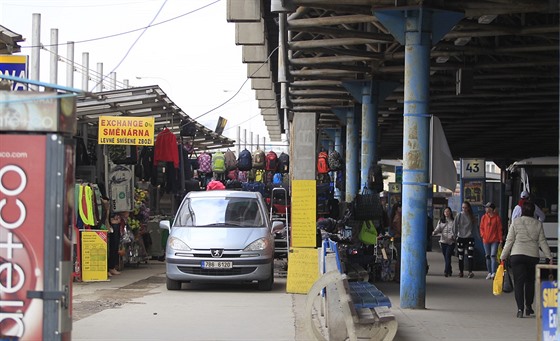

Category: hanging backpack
[248, 168, 257, 182]
[180, 119, 197, 137]
[237, 170, 248, 183]
[265, 151, 279, 172]
[277, 152, 290, 173]
[212, 151, 226, 174]
[224, 149, 237, 171]
[273, 173, 283, 185]
[317, 151, 330, 174]
[197, 152, 212, 174]
[252, 149, 266, 169]
[328, 150, 343, 171]
[237, 149, 252, 171]
[255, 169, 265, 183]
[227, 169, 238, 180]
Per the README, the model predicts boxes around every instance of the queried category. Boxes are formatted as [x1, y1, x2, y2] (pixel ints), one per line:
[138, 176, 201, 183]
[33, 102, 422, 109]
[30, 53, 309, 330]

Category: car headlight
[244, 238, 270, 251]
[168, 236, 191, 251]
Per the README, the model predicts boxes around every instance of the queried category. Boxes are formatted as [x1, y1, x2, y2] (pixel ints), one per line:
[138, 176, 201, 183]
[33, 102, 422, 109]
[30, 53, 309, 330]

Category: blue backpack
[273, 173, 283, 185]
[237, 149, 252, 171]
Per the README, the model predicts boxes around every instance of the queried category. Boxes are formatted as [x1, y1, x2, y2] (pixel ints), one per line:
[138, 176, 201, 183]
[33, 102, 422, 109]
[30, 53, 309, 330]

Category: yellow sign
[388, 182, 401, 193]
[98, 116, 155, 145]
[287, 247, 319, 294]
[291, 180, 316, 247]
[81, 231, 108, 282]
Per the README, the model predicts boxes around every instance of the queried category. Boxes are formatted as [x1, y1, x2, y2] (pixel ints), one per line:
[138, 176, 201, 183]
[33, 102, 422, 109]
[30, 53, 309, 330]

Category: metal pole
[109, 72, 116, 90]
[236, 126, 241, 154]
[250, 132, 254, 150]
[81, 52, 89, 91]
[49, 29, 58, 84]
[263, 136, 266, 151]
[256, 134, 260, 150]
[30, 13, 41, 91]
[244, 129, 247, 150]
[123, 79, 129, 88]
[66, 41, 74, 87]
[96, 63, 103, 92]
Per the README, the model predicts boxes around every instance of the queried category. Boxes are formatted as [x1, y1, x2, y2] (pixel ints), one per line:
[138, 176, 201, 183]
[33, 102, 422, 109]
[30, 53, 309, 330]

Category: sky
[0, 0, 272, 144]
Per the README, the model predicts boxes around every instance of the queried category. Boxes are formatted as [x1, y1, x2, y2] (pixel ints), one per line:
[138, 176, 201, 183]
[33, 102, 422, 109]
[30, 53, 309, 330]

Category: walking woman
[432, 207, 456, 277]
[500, 201, 553, 318]
[454, 201, 477, 278]
[480, 202, 503, 279]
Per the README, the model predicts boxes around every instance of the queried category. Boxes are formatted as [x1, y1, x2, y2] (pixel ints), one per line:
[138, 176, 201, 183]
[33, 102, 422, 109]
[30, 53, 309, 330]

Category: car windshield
[175, 196, 265, 227]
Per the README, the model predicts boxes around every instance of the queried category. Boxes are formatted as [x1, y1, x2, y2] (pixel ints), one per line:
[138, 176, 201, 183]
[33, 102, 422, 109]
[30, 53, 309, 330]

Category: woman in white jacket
[432, 207, 456, 277]
[501, 201, 553, 318]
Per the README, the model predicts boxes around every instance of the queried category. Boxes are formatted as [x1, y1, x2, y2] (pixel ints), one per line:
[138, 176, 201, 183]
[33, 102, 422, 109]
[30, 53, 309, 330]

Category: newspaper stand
[0, 88, 77, 340]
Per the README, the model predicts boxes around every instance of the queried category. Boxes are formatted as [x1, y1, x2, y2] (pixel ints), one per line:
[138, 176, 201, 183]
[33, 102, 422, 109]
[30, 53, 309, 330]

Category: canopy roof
[76, 85, 235, 151]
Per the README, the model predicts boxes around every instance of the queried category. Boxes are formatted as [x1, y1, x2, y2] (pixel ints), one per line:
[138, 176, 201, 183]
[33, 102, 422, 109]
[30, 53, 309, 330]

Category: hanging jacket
[153, 128, 179, 168]
[480, 213, 503, 243]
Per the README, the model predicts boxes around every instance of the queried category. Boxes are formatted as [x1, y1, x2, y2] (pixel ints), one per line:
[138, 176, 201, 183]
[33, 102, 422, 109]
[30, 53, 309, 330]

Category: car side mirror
[271, 220, 284, 234]
[159, 220, 170, 231]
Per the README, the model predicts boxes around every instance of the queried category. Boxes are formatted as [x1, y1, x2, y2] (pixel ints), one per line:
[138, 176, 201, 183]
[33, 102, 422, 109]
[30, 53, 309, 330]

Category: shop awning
[76, 85, 235, 151]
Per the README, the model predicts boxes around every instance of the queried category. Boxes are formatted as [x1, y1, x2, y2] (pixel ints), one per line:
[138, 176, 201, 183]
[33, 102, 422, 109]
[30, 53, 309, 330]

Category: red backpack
[265, 151, 279, 172]
[317, 151, 330, 174]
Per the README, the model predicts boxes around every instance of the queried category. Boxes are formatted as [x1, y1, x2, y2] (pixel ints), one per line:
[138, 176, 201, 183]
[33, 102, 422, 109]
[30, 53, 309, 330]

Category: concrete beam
[255, 89, 276, 100]
[226, 0, 261, 22]
[235, 20, 265, 45]
[258, 99, 276, 109]
[251, 78, 273, 90]
[247, 63, 271, 78]
[242, 43, 268, 63]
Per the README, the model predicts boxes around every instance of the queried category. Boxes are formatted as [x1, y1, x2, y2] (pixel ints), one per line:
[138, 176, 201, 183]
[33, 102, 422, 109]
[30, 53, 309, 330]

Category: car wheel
[258, 268, 274, 291]
[166, 277, 182, 290]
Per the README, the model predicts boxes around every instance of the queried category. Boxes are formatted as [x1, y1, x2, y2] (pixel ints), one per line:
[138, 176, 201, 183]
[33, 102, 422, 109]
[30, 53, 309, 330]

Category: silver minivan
[160, 190, 284, 291]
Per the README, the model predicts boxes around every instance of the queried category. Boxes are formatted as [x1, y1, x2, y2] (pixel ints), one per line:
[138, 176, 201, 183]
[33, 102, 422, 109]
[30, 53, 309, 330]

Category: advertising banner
[98, 116, 155, 146]
[0, 91, 76, 134]
[80, 231, 108, 282]
[541, 280, 558, 340]
[0, 134, 46, 339]
[290, 180, 316, 248]
[0, 55, 28, 91]
[108, 164, 134, 212]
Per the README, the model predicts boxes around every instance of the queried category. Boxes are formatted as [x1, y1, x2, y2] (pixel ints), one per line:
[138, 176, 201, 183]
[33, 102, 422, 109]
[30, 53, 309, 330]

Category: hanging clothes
[153, 128, 179, 168]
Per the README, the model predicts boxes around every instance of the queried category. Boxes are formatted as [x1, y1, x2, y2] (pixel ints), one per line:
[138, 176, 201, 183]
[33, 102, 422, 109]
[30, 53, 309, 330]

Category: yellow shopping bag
[493, 261, 505, 296]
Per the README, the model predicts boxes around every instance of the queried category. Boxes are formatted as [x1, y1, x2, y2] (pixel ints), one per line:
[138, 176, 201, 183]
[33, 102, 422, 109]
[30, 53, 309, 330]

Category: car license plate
[202, 261, 233, 269]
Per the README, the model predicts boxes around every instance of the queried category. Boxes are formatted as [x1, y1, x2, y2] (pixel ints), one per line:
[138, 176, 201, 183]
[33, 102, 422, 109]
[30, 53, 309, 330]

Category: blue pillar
[346, 106, 360, 202]
[343, 80, 399, 191]
[361, 83, 375, 189]
[334, 129, 343, 200]
[375, 7, 463, 309]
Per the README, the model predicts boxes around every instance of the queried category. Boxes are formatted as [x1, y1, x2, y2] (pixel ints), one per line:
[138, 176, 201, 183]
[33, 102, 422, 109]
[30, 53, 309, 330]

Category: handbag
[493, 261, 505, 296]
[353, 186, 382, 221]
[359, 220, 378, 245]
[502, 260, 514, 293]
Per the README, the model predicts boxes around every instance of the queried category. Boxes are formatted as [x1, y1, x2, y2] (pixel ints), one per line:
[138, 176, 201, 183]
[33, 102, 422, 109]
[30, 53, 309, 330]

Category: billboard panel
[0, 134, 47, 339]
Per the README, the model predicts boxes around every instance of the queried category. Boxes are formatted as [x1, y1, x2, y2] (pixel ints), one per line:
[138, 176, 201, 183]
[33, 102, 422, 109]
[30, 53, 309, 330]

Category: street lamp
[135, 76, 174, 96]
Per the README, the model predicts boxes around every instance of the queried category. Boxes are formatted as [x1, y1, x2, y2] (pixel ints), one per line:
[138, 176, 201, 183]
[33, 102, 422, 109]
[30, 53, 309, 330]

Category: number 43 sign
[461, 159, 485, 179]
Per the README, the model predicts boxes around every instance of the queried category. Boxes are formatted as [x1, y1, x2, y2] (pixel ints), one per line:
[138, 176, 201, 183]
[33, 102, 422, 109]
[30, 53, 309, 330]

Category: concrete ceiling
[229, 0, 559, 167]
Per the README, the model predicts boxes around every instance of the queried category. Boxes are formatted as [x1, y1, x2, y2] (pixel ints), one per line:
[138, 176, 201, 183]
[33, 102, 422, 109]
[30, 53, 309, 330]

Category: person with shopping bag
[500, 201, 553, 318]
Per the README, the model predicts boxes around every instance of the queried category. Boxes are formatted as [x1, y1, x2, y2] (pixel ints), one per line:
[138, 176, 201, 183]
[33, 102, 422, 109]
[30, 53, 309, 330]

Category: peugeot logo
[211, 249, 223, 258]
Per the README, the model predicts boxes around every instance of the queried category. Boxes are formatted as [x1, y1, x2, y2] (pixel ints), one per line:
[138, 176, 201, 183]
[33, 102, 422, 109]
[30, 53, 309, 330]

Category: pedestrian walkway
[374, 251, 541, 341]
